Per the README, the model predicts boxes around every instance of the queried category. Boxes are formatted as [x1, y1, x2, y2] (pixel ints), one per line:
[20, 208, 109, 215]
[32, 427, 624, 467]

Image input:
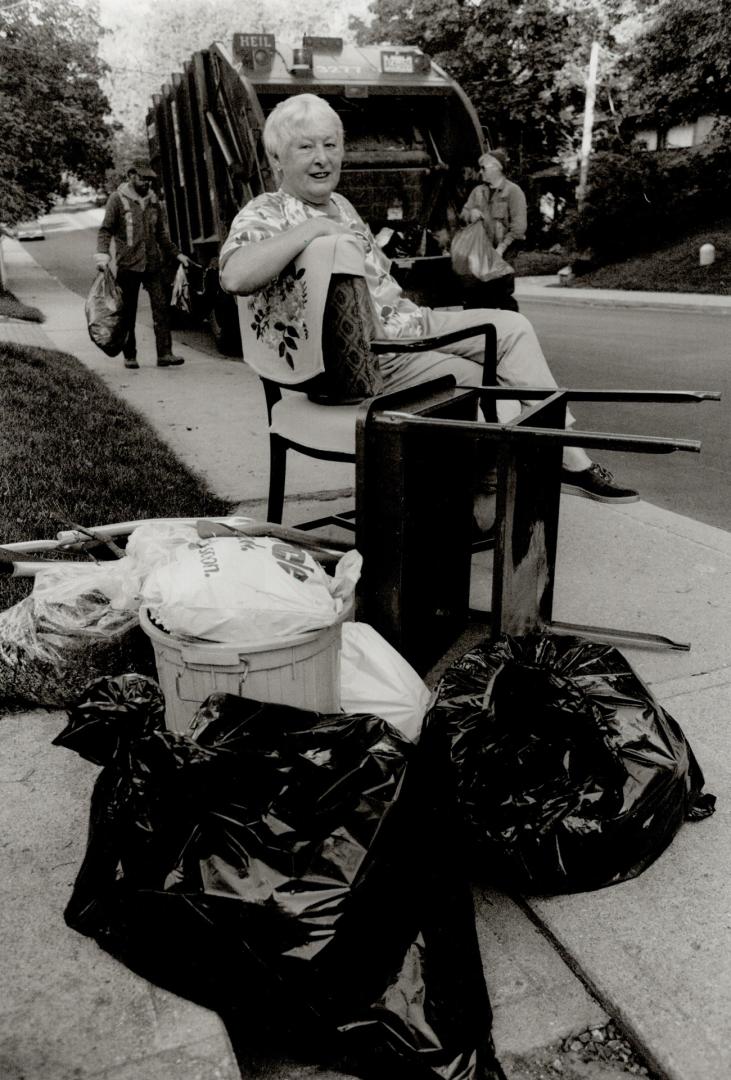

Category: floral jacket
[220, 189, 425, 339]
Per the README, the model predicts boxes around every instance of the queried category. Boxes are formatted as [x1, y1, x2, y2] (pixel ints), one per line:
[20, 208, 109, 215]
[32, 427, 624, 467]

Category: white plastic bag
[170, 263, 191, 313]
[141, 536, 361, 644]
[339, 622, 433, 742]
[450, 222, 512, 283]
[102, 517, 260, 610]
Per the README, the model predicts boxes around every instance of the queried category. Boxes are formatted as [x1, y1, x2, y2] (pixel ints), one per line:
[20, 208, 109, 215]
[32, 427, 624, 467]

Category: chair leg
[480, 324, 499, 423]
[267, 435, 287, 523]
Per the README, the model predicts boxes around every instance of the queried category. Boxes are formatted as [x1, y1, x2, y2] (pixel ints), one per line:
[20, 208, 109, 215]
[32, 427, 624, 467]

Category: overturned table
[353, 377, 720, 674]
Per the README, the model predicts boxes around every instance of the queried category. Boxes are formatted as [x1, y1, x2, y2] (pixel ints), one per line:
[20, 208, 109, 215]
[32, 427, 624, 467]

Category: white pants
[378, 307, 592, 472]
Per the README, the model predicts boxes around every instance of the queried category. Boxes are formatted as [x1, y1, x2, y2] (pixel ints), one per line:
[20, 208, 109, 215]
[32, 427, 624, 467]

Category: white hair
[263, 94, 344, 161]
[478, 151, 505, 171]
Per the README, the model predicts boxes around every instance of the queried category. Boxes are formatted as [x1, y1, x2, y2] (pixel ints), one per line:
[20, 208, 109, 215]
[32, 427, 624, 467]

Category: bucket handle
[175, 659, 249, 701]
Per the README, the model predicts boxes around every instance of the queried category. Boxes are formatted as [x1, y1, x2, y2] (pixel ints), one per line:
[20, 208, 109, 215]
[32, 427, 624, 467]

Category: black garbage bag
[85, 266, 126, 356]
[54, 678, 506, 1080]
[431, 633, 716, 895]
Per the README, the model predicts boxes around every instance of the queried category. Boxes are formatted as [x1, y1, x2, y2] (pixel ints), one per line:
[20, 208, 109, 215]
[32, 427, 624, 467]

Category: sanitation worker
[95, 160, 189, 369]
[459, 149, 527, 311]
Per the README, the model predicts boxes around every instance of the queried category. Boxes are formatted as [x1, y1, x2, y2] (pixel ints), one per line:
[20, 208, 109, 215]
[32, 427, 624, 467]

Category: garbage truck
[147, 33, 486, 353]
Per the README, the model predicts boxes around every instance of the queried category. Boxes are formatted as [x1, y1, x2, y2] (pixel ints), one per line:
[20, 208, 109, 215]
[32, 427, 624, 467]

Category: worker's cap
[129, 159, 157, 178]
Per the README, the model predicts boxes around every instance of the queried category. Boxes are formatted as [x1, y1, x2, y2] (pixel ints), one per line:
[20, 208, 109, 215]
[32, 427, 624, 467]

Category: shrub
[564, 124, 731, 264]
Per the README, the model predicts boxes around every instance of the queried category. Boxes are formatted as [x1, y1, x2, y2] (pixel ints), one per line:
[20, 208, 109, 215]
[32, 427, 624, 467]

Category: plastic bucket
[139, 605, 349, 733]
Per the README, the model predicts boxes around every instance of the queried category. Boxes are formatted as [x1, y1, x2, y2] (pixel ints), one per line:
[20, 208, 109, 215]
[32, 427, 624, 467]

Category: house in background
[633, 115, 716, 150]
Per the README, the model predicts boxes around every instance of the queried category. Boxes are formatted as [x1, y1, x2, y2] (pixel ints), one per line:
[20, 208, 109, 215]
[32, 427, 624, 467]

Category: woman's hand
[303, 216, 351, 242]
[220, 215, 353, 295]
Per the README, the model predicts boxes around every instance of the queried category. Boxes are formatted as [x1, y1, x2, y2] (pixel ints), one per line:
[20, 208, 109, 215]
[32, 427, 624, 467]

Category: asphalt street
[20, 205, 731, 532]
[522, 297, 730, 533]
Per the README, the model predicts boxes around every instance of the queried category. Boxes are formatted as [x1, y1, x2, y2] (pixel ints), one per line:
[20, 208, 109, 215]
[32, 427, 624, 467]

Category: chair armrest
[369, 322, 495, 355]
[370, 322, 498, 387]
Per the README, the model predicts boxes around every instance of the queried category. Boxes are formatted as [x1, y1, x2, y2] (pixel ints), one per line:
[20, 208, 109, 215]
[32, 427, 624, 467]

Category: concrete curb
[515, 276, 731, 314]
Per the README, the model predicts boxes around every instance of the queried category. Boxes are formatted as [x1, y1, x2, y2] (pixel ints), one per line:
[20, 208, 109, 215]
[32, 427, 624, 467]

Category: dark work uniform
[97, 182, 178, 361]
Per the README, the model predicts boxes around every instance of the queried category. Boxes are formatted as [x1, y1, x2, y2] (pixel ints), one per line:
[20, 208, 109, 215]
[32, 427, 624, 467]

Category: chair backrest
[257, 273, 383, 419]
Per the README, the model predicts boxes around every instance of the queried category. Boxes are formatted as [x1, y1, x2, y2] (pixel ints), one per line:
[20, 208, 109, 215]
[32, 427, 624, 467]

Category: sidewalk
[515, 274, 731, 313]
[1, 237, 730, 1080]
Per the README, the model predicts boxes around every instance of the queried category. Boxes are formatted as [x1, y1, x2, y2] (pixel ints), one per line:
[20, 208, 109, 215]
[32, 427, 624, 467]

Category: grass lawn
[569, 220, 731, 294]
[515, 222, 730, 294]
[514, 251, 567, 277]
[0, 341, 232, 609]
[0, 285, 44, 322]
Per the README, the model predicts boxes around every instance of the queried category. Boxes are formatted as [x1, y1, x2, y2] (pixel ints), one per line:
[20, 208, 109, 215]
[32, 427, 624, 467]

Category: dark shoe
[561, 463, 639, 503]
[157, 354, 184, 367]
[124, 356, 139, 369]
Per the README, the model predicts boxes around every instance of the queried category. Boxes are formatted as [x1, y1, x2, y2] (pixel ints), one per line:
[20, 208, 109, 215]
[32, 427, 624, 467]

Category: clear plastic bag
[85, 267, 126, 356]
[0, 563, 149, 706]
[451, 222, 512, 283]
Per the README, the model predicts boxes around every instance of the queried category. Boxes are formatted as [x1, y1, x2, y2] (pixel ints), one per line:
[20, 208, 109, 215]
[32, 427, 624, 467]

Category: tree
[349, 0, 649, 170]
[0, 0, 113, 225]
[622, 0, 731, 127]
[97, 0, 372, 139]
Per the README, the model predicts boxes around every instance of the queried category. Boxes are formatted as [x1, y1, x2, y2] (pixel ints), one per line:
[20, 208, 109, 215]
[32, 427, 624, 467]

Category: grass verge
[0, 341, 232, 608]
[0, 285, 44, 322]
[514, 251, 566, 277]
[571, 220, 731, 294]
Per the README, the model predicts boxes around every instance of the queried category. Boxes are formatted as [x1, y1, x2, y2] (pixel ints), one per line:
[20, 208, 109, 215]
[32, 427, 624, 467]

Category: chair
[260, 322, 498, 534]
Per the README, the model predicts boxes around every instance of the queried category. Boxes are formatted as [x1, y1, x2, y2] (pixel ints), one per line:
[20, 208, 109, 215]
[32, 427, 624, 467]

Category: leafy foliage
[0, 0, 114, 225]
[567, 124, 731, 261]
[622, 0, 731, 126]
[350, 0, 647, 171]
[97, 0, 372, 138]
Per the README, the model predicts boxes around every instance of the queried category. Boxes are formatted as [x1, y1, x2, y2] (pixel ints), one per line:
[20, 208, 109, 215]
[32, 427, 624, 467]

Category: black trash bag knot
[53, 673, 166, 766]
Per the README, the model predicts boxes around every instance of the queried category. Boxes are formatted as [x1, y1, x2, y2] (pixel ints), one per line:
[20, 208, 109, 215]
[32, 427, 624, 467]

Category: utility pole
[577, 40, 600, 210]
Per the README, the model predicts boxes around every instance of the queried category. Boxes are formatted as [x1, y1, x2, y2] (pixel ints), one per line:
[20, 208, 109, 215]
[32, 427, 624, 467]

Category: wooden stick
[2, 518, 354, 563]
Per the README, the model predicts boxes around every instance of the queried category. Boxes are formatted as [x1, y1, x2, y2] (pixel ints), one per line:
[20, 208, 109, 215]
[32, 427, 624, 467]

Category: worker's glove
[468, 209, 483, 224]
[177, 253, 191, 268]
[94, 253, 111, 271]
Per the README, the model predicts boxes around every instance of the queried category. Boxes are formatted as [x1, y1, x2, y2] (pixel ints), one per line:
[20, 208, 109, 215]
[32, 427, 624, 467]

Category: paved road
[522, 298, 729, 532]
[22, 207, 731, 532]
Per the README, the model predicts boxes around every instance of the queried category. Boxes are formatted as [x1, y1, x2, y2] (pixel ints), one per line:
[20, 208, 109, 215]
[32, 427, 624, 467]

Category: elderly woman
[220, 93, 638, 507]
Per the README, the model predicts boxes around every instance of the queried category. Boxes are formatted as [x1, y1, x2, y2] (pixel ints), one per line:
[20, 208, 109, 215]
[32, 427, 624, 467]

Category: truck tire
[209, 291, 242, 356]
